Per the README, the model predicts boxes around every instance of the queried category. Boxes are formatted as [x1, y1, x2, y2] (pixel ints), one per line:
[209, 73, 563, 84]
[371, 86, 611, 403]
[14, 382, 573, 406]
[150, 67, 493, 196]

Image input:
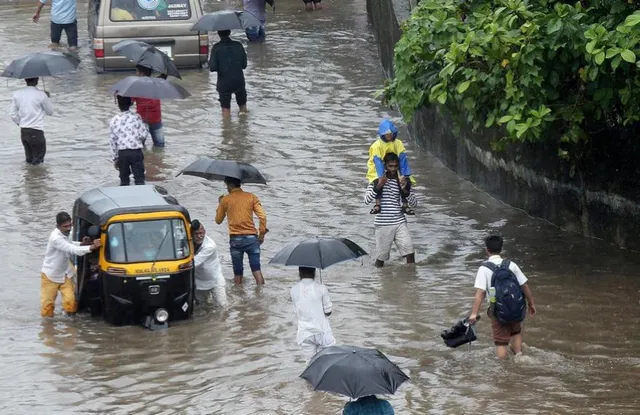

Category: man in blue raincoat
[366, 119, 416, 215]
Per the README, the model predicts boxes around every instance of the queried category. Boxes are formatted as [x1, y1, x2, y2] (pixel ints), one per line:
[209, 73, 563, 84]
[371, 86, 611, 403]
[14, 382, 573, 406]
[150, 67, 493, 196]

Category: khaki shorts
[374, 222, 414, 261]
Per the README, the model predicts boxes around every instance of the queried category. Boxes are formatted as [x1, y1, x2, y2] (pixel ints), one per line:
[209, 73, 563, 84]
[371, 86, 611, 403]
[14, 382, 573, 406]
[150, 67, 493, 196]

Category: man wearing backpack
[468, 234, 536, 359]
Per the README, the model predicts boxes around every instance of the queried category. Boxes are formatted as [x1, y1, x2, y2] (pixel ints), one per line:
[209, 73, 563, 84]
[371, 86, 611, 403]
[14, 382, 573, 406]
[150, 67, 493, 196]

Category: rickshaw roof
[73, 185, 190, 226]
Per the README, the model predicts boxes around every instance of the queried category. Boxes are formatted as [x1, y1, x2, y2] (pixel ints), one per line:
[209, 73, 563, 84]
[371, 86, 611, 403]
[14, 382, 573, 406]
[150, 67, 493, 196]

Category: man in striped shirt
[364, 152, 417, 268]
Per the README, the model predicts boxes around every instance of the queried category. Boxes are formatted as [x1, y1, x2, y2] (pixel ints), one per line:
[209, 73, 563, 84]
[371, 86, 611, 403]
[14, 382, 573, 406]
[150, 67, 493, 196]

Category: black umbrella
[177, 157, 267, 184]
[108, 76, 191, 99]
[112, 40, 182, 79]
[269, 237, 367, 270]
[1, 51, 80, 79]
[300, 345, 410, 399]
[191, 10, 261, 32]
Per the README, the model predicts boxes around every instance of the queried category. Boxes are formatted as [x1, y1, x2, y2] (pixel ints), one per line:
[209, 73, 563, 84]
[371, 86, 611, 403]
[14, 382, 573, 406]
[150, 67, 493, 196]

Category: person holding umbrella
[109, 95, 150, 186]
[10, 77, 54, 165]
[290, 267, 336, 362]
[343, 396, 394, 414]
[209, 30, 248, 118]
[133, 65, 165, 147]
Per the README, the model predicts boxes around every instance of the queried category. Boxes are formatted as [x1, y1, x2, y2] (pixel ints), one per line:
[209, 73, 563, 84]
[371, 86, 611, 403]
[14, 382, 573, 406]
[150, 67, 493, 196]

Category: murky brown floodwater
[0, 0, 639, 413]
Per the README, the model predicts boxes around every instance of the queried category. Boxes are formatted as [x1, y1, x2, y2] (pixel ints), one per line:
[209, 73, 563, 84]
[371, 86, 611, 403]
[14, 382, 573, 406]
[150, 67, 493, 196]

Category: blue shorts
[245, 25, 266, 42]
[230, 235, 261, 276]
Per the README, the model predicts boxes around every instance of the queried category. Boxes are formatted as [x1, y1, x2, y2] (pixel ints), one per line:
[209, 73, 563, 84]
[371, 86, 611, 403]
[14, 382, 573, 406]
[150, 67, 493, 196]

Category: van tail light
[107, 266, 126, 275]
[199, 34, 209, 55]
[179, 262, 193, 271]
[94, 38, 105, 58]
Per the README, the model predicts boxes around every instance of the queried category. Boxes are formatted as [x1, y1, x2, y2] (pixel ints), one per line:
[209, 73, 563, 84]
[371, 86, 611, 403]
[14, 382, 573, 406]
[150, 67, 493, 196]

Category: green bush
[382, 0, 640, 157]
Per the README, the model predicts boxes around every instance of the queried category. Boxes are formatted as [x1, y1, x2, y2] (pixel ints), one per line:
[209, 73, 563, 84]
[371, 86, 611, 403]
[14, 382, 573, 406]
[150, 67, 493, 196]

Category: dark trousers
[50, 20, 78, 47]
[21, 128, 46, 165]
[117, 149, 145, 186]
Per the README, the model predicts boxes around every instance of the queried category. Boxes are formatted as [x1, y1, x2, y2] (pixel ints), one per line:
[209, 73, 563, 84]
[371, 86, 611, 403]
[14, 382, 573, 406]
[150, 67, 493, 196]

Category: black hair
[117, 95, 132, 111]
[218, 30, 231, 38]
[56, 211, 72, 226]
[383, 152, 399, 164]
[485, 234, 503, 254]
[136, 64, 152, 76]
[299, 267, 316, 279]
[25, 78, 38, 86]
[191, 219, 202, 231]
[224, 176, 242, 188]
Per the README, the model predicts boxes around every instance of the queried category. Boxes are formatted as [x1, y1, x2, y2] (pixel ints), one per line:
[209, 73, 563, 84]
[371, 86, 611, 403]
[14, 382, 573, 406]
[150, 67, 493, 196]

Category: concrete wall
[367, 0, 640, 249]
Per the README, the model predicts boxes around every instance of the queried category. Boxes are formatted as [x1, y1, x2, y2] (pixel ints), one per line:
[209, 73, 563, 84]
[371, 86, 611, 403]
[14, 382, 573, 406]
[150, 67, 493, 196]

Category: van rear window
[110, 0, 191, 21]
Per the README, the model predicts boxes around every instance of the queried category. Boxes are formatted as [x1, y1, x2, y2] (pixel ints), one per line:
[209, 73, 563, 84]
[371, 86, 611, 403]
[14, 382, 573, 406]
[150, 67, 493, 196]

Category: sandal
[370, 205, 381, 214]
[401, 206, 415, 215]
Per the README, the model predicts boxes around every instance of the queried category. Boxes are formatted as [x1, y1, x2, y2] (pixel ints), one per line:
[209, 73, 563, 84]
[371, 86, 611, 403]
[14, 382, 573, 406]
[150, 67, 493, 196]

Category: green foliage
[382, 0, 640, 156]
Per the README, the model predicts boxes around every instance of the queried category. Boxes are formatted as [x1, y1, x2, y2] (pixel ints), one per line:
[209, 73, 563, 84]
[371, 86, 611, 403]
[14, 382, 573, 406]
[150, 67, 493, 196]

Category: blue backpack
[483, 260, 526, 324]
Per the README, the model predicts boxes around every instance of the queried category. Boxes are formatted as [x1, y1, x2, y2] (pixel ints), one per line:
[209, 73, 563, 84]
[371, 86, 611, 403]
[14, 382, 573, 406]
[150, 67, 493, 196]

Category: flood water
[0, 0, 639, 413]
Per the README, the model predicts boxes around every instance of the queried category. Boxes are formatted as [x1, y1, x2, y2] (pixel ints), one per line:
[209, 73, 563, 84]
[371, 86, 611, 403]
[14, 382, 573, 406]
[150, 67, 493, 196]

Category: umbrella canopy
[191, 10, 262, 32]
[1, 51, 80, 79]
[300, 345, 410, 399]
[269, 237, 367, 270]
[112, 40, 182, 79]
[177, 157, 267, 184]
[108, 76, 191, 99]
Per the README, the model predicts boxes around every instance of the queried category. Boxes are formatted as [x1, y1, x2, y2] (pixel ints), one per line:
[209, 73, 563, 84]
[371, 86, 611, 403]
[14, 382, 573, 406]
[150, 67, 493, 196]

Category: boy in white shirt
[290, 267, 336, 362]
[468, 234, 536, 359]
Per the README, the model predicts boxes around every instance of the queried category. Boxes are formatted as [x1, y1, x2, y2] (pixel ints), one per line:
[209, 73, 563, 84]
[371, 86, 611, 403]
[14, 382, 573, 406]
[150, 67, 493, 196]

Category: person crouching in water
[290, 267, 336, 362]
[191, 219, 227, 307]
[367, 119, 416, 215]
[109, 95, 150, 186]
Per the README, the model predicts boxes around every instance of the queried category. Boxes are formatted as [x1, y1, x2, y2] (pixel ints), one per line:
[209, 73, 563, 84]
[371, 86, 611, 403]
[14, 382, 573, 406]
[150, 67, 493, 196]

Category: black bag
[441, 318, 478, 348]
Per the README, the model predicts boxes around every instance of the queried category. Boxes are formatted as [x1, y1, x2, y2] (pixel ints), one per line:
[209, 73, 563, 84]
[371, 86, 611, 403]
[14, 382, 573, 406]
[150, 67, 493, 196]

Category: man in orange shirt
[215, 176, 268, 285]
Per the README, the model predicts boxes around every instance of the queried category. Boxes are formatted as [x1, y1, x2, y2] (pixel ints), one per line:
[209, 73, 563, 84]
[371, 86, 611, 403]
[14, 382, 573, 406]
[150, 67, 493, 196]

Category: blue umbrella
[190, 10, 261, 32]
[108, 76, 190, 99]
[269, 237, 368, 270]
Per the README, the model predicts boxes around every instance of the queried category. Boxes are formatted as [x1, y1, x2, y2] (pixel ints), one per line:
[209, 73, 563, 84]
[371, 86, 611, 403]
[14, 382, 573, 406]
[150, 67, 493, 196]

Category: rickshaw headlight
[155, 308, 169, 323]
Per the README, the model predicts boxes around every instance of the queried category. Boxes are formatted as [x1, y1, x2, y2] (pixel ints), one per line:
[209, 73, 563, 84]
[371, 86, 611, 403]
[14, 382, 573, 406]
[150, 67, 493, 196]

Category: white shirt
[41, 228, 92, 284]
[193, 235, 225, 291]
[10, 86, 54, 130]
[474, 255, 528, 304]
[109, 110, 149, 161]
[290, 279, 333, 345]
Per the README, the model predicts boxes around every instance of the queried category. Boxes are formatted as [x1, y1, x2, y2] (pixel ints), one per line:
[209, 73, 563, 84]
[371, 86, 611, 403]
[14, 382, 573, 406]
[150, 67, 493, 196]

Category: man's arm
[521, 283, 536, 316]
[404, 188, 418, 208]
[10, 96, 20, 126]
[240, 44, 247, 70]
[193, 241, 215, 267]
[136, 117, 150, 144]
[322, 286, 333, 316]
[33, 0, 46, 22]
[42, 94, 54, 116]
[468, 268, 488, 323]
[215, 199, 226, 224]
[364, 182, 381, 205]
[52, 235, 97, 256]
[208, 47, 217, 72]
[253, 196, 267, 237]
[109, 121, 119, 161]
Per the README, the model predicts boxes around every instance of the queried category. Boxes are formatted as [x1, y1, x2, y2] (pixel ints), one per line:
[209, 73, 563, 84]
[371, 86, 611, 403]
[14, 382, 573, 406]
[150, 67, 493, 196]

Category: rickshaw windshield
[106, 218, 190, 263]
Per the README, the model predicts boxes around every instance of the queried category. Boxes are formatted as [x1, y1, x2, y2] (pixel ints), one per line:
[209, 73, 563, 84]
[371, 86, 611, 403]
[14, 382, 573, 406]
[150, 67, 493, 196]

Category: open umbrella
[108, 76, 191, 99]
[300, 345, 410, 399]
[112, 40, 182, 79]
[1, 51, 80, 79]
[191, 10, 261, 32]
[177, 157, 267, 184]
[269, 237, 367, 270]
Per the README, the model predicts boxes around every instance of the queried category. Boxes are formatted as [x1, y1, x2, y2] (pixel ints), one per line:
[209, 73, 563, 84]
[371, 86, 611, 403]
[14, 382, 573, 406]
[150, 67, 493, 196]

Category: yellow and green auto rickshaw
[72, 185, 195, 329]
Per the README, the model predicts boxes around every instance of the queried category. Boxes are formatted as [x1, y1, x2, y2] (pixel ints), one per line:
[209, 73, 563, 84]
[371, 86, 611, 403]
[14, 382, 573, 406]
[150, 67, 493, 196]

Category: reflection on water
[0, 0, 639, 413]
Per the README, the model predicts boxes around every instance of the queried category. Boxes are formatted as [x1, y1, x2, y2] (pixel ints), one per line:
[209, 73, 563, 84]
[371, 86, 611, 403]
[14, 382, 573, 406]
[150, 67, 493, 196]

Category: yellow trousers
[40, 273, 77, 317]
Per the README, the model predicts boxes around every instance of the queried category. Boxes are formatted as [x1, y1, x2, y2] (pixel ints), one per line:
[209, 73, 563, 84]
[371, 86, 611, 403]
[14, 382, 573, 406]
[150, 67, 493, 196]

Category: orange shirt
[215, 188, 267, 236]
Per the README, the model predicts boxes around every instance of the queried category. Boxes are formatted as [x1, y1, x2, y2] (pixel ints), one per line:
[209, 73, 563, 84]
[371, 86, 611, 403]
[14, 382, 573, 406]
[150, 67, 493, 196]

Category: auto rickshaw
[72, 185, 195, 329]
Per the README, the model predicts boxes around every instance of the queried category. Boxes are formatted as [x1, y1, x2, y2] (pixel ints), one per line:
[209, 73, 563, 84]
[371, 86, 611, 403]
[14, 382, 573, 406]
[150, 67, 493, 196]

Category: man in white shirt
[191, 220, 227, 307]
[468, 234, 536, 359]
[41, 212, 100, 317]
[10, 78, 54, 165]
[290, 267, 336, 362]
[109, 95, 150, 186]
